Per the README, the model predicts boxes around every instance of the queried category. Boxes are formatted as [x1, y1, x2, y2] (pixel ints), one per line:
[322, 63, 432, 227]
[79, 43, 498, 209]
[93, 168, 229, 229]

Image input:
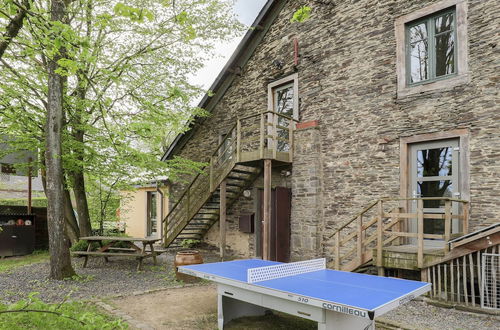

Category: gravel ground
[2, 251, 499, 330]
[380, 300, 499, 330]
[0, 248, 221, 304]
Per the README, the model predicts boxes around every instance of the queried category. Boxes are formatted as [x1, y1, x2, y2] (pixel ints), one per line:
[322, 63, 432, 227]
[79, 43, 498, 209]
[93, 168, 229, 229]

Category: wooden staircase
[167, 164, 261, 247]
[329, 197, 470, 274]
[162, 111, 297, 248]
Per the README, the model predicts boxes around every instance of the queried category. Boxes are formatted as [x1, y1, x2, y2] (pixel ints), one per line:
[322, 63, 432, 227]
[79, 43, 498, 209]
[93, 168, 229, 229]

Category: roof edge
[161, 0, 280, 161]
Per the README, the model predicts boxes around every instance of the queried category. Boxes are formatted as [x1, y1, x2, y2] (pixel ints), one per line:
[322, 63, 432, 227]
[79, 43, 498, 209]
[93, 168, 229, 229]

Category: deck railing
[329, 197, 470, 271]
[162, 111, 297, 246]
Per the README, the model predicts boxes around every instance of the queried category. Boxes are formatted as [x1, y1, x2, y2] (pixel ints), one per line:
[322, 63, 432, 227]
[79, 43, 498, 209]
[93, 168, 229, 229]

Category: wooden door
[259, 187, 291, 262]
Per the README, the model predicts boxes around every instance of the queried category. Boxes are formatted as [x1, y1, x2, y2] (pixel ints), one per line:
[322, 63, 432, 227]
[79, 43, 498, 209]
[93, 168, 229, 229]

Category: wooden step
[231, 168, 259, 174]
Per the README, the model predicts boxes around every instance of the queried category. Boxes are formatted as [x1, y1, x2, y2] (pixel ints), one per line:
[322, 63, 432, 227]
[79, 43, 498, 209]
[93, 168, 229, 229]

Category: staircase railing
[329, 197, 470, 271]
[162, 111, 297, 246]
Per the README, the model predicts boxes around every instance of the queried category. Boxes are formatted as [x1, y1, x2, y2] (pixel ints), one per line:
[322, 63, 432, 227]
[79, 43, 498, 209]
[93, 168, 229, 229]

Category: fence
[481, 252, 500, 309]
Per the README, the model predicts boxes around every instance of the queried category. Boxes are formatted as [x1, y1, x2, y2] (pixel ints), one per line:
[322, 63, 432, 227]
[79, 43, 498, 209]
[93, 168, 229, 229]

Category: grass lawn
[0, 250, 50, 273]
[0, 297, 127, 330]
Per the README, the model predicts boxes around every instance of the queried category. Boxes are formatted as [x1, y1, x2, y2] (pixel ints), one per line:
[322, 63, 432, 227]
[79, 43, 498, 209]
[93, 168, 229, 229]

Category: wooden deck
[373, 244, 446, 270]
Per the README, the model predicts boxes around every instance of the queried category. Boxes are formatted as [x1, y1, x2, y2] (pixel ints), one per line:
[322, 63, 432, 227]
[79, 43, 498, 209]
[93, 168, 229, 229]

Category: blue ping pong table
[179, 258, 431, 330]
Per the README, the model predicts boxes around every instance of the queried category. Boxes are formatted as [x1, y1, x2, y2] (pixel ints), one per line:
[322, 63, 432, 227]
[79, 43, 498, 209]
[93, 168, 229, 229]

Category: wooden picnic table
[72, 236, 161, 271]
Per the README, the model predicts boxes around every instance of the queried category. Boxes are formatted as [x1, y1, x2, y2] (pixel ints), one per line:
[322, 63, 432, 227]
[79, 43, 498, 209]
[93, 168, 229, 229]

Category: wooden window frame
[400, 129, 470, 205]
[395, 0, 469, 98]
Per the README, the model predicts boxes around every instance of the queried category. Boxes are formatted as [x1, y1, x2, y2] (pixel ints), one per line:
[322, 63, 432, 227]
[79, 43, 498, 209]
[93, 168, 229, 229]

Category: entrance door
[146, 191, 158, 237]
[409, 139, 460, 245]
[258, 187, 291, 262]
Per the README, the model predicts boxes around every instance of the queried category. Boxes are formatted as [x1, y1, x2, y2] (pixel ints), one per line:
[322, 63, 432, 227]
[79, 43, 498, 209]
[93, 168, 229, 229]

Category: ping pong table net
[247, 258, 326, 284]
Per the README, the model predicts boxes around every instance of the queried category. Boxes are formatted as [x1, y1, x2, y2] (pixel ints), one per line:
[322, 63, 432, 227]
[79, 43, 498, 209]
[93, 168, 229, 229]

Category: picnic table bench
[71, 236, 162, 271]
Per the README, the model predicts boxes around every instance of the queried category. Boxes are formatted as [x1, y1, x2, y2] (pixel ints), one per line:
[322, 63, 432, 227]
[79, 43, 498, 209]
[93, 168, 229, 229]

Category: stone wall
[169, 0, 500, 260]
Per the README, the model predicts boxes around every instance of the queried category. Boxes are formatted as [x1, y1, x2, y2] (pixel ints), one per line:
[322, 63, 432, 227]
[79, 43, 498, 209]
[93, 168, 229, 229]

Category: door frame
[267, 73, 299, 119]
[400, 129, 470, 231]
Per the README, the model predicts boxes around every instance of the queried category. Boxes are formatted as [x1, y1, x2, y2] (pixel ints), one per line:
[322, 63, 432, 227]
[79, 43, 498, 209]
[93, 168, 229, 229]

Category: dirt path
[110, 284, 218, 330]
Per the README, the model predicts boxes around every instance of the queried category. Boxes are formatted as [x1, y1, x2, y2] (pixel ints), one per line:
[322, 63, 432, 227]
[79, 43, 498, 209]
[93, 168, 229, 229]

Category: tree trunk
[71, 129, 92, 237]
[45, 0, 75, 280]
[0, 0, 30, 59]
[63, 185, 80, 243]
[41, 171, 80, 244]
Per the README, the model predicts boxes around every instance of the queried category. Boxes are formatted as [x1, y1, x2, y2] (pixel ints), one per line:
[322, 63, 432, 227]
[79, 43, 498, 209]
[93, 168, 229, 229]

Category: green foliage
[0, 293, 127, 329]
[69, 240, 97, 252]
[0, 0, 244, 225]
[180, 239, 200, 249]
[291, 6, 312, 23]
[64, 274, 95, 283]
[113, 3, 154, 22]
[0, 251, 49, 273]
[0, 198, 47, 208]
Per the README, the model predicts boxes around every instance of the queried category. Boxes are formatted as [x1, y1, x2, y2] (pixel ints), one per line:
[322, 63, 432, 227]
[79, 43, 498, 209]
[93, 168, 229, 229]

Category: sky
[190, 0, 267, 93]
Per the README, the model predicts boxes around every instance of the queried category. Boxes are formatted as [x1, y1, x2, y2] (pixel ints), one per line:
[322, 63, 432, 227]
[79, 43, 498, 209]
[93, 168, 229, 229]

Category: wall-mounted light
[243, 190, 252, 198]
[272, 59, 284, 70]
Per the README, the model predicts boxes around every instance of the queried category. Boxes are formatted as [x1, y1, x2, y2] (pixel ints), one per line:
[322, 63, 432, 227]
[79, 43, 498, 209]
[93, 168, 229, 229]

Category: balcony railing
[163, 111, 297, 246]
[329, 197, 470, 271]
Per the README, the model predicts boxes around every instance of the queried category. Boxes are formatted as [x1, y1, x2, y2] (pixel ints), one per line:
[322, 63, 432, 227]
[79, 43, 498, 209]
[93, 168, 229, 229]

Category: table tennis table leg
[319, 310, 374, 330]
[217, 294, 267, 329]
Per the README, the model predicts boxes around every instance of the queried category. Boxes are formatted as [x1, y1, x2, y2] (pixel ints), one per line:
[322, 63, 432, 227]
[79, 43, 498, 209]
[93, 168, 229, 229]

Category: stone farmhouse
[160, 0, 499, 308]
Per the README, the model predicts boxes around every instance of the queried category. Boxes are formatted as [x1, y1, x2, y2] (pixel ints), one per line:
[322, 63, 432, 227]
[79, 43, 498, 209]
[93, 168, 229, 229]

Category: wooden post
[260, 113, 265, 159]
[219, 180, 227, 260]
[469, 253, 475, 306]
[444, 263, 448, 300]
[357, 215, 363, 265]
[444, 200, 452, 252]
[186, 187, 190, 216]
[421, 268, 428, 283]
[263, 159, 272, 260]
[462, 201, 469, 234]
[451, 259, 455, 302]
[236, 119, 241, 162]
[288, 119, 294, 162]
[334, 231, 340, 270]
[417, 199, 424, 269]
[456, 258, 461, 303]
[209, 156, 214, 192]
[377, 200, 384, 276]
[394, 207, 401, 246]
[463, 255, 468, 305]
[27, 162, 32, 214]
[272, 113, 277, 159]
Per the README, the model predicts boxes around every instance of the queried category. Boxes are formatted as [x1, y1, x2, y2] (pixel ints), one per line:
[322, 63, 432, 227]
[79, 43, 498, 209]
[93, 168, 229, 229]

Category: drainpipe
[156, 182, 164, 243]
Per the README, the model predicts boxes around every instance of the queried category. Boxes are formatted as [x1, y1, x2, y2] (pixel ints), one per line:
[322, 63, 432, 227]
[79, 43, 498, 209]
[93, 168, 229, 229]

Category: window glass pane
[435, 12, 454, 34]
[417, 147, 453, 177]
[424, 213, 444, 235]
[418, 180, 453, 208]
[275, 85, 294, 118]
[435, 32, 455, 76]
[410, 40, 429, 83]
[276, 127, 290, 152]
[409, 22, 427, 43]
